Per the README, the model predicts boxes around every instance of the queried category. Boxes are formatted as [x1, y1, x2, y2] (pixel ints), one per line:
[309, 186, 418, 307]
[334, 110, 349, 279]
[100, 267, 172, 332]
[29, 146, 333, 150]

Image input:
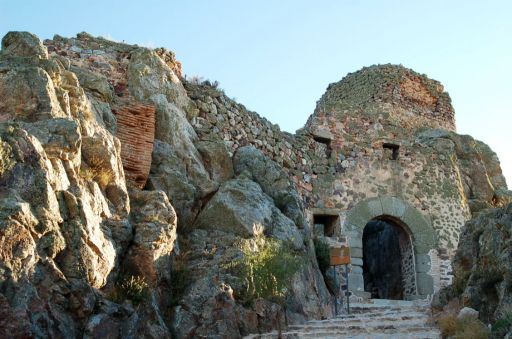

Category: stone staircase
[245, 299, 441, 339]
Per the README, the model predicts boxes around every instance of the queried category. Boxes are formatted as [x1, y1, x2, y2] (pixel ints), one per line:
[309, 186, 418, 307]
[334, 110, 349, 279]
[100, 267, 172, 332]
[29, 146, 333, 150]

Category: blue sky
[1, 0, 511, 185]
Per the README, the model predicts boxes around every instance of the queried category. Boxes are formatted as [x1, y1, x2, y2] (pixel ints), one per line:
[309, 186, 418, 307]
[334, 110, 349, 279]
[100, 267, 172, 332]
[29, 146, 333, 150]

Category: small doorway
[362, 217, 416, 300]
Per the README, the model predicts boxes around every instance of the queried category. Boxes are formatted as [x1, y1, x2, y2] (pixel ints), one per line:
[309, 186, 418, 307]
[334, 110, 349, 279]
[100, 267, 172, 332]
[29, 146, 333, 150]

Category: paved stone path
[245, 299, 441, 339]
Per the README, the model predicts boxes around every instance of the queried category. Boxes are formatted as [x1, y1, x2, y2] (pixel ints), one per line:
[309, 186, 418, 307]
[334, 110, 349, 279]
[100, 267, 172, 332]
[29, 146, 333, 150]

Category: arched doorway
[362, 217, 416, 299]
[343, 197, 437, 299]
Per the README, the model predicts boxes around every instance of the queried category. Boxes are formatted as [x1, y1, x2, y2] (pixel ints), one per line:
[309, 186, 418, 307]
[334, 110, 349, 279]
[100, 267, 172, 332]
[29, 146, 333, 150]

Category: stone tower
[303, 64, 509, 300]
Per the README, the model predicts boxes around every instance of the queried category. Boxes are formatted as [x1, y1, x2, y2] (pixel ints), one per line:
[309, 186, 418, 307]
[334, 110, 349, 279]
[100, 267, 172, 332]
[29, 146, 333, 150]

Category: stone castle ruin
[188, 64, 510, 301]
[1, 31, 510, 338]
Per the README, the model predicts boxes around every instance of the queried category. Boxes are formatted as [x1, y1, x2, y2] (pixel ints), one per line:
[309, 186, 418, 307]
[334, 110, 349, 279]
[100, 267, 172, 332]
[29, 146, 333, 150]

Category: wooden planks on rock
[112, 96, 155, 188]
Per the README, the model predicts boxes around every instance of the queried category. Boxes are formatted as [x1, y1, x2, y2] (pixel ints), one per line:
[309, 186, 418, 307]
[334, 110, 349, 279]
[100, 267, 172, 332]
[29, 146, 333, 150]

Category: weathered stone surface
[147, 139, 201, 228]
[1, 31, 48, 59]
[84, 295, 172, 339]
[128, 48, 190, 112]
[436, 203, 512, 323]
[0, 32, 176, 338]
[1, 30, 509, 339]
[123, 189, 177, 286]
[234, 145, 305, 228]
[0, 294, 32, 339]
[194, 177, 273, 237]
[71, 65, 114, 102]
[196, 140, 234, 185]
[0, 67, 67, 122]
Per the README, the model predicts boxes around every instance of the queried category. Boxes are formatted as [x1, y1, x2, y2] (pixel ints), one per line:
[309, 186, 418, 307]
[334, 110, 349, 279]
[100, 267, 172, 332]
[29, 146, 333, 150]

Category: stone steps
[244, 299, 440, 339]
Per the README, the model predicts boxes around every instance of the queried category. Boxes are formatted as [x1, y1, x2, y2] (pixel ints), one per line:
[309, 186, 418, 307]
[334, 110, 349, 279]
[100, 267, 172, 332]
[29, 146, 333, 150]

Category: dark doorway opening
[363, 218, 409, 299]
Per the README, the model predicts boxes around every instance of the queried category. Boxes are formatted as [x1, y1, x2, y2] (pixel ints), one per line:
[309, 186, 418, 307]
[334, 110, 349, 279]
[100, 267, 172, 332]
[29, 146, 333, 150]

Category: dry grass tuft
[437, 314, 490, 339]
[79, 155, 113, 188]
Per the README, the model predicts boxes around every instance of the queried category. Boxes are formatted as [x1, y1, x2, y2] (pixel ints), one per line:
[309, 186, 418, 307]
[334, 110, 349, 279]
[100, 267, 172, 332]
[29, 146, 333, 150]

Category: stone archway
[343, 197, 437, 299]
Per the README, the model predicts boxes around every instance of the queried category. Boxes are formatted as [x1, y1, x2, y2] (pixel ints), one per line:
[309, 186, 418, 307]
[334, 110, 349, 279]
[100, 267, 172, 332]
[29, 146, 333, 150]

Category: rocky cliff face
[1, 30, 510, 339]
[0, 31, 331, 338]
[434, 203, 512, 336]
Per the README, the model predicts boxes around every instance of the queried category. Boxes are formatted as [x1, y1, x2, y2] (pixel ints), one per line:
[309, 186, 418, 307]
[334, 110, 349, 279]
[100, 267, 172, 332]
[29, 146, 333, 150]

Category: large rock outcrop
[3, 30, 509, 339]
[0, 31, 179, 338]
[435, 203, 512, 328]
[0, 31, 335, 339]
[176, 168, 331, 337]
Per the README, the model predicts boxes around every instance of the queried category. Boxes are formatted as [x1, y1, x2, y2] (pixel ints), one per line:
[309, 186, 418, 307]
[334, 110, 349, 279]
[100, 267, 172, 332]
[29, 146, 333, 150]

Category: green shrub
[314, 238, 330, 274]
[492, 312, 512, 338]
[109, 275, 148, 305]
[227, 237, 302, 305]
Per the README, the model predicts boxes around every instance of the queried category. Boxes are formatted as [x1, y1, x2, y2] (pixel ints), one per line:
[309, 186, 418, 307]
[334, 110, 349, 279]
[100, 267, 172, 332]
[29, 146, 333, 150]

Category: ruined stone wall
[184, 66, 510, 294]
[42, 31, 508, 298]
[301, 66, 510, 291]
[184, 81, 331, 202]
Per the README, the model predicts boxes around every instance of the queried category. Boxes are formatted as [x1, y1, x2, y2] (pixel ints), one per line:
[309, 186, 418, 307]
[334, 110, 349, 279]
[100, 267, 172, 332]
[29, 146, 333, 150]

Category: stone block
[314, 224, 325, 237]
[366, 198, 383, 217]
[350, 265, 363, 274]
[348, 273, 364, 291]
[415, 254, 431, 273]
[416, 273, 434, 295]
[351, 258, 363, 266]
[345, 204, 373, 229]
[380, 196, 406, 218]
[345, 230, 363, 249]
[350, 247, 363, 258]
[351, 290, 371, 299]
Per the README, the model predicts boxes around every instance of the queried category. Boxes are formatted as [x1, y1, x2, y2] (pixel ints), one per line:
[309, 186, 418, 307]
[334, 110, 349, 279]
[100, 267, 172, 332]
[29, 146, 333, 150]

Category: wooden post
[329, 247, 351, 316]
[345, 263, 350, 314]
[334, 265, 338, 315]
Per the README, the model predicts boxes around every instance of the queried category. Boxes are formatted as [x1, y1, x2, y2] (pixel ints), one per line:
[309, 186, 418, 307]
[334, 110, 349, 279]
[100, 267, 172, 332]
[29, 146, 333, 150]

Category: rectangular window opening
[313, 214, 339, 237]
[383, 143, 400, 160]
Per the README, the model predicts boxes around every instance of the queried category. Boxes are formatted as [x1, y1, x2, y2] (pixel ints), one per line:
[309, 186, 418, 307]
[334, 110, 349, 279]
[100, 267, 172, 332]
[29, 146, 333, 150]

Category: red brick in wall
[112, 97, 155, 188]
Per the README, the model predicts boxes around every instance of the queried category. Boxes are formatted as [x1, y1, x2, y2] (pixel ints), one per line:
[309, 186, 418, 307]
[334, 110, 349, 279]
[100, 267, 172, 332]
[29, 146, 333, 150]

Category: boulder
[0, 67, 67, 122]
[437, 203, 512, 323]
[234, 145, 306, 228]
[147, 139, 201, 228]
[457, 307, 479, 320]
[196, 140, 234, 185]
[128, 48, 190, 111]
[1, 31, 48, 59]
[194, 177, 273, 238]
[71, 65, 114, 102]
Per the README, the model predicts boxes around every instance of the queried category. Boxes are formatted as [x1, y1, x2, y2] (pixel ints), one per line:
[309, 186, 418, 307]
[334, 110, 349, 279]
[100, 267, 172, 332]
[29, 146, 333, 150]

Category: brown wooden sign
[330, 247, 351, 266]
